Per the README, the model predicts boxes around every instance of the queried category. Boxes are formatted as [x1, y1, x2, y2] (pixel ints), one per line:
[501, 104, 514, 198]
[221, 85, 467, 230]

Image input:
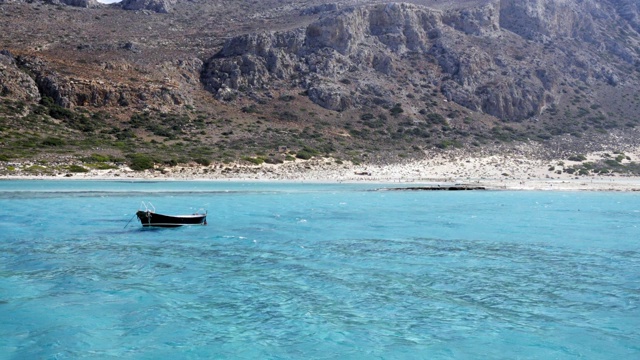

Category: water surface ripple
[0, 181, 639, 359]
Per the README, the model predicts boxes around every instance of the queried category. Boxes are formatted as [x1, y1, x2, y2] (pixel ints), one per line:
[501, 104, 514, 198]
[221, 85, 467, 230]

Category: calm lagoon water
[0, 180, 639, 359]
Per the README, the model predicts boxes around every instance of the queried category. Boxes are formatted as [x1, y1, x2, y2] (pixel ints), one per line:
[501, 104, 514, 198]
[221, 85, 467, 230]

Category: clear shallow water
[0, 180, 639, 359]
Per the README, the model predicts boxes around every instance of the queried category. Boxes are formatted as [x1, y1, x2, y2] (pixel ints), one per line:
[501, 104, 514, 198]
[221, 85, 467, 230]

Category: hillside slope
[1, 0, 640, 173]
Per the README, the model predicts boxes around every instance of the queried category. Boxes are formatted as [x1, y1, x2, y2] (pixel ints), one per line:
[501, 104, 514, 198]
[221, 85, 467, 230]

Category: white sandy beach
[3, 149, 640, 191]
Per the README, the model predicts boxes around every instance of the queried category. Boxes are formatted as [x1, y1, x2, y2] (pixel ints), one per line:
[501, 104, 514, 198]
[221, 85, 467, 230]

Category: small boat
[136, 202, 207, 228]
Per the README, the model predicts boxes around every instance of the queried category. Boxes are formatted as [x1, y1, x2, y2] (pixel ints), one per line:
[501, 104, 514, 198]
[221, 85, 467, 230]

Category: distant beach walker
[134, 201, 207, 228]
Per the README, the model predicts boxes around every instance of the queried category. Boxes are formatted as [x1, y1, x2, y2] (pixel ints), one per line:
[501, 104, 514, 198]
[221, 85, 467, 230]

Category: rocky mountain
[1, 0, 640, 166]
[203, 1, 637, 121]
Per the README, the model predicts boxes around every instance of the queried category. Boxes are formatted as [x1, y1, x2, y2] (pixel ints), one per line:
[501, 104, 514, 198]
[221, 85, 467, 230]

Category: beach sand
[3, 150, 640, 191]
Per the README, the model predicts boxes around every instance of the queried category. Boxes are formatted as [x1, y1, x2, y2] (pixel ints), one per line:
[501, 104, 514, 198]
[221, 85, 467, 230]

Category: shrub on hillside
[68, 165, 89, 173]
[128, 153, 155, 170]
[243, 156, 265, 165]
[389, 103, 404, 116]
[41, 137, 65, 147]
[194, 157, 211, 166]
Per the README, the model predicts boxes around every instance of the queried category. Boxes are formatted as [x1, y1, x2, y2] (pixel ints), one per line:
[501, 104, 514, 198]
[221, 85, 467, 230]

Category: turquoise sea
[0, 180, 639, 359]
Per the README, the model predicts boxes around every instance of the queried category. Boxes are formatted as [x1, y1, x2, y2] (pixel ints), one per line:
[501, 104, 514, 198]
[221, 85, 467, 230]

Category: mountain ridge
[1, 0, 640, 171]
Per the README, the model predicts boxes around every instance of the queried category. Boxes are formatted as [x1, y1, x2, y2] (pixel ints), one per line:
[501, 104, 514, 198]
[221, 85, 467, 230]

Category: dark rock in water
[380, 185, 487, 191]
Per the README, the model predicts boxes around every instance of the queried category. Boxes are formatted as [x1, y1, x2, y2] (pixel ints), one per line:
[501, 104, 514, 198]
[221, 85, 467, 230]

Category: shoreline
[3, 152, 640, 191]
[3, 176, 639, 192]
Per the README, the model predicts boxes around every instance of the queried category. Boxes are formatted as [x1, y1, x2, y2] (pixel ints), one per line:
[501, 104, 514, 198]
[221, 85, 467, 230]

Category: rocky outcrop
[499, 0, 582, 42]
[14, 55, 194, 110]
[498, 0, 639, 47]
[201, 1, 639, 121]
[307, 83, 354, 112]
[120, 0, 177, 13]
[300, 3, 340, 16]
[202, 2, 547, 119]
[497, 0, 640, 71]
[0, 50, 40, 102]
[4, 1, 634, 123]
[442, 1, 500, 36]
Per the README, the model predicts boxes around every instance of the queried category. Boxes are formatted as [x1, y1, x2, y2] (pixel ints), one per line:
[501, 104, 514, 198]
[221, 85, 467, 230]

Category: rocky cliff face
[2, 0, 639, 124]
[201, 2, 537, 119]
[201, 1, 639, 122]
[10, 55, 197, 110]
[499, 0, 581, 42]
[0, 51, 40, 102]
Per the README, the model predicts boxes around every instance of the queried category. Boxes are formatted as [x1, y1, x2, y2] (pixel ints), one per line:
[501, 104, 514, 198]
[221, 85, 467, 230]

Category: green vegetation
[295, 146, 319, 160]
[41, 97, 103, 133]
[2, 78, 639, 172]
[389, 103, 404, 117]
[194, 158, 211, 166]
[426, 113, 446, 125]
[41, 137, 65, 147]
[127, 153, 155, 170]
[67, 164, 89, 173]
[436, 139, 462, 149]
[242, 156, 265, 165]
[562, 157, 640, 176]
[275, 111, 298, 121]
[129, 111, 190, 140]
[81, 153, 122, 163]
